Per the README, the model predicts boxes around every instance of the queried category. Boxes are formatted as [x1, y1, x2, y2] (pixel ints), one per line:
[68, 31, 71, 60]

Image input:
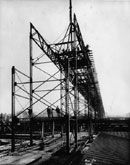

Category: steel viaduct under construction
[0, 1, 130, 165]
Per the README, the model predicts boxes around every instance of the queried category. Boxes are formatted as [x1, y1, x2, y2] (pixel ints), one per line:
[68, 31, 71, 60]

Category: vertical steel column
[84, 99, 87, 116]
[69, 0, 72, 26]
[88, 86, 90, 135]
[88, 84, 92, 137]
[65, 58, 70, 153]
[94, 99, 97, 133]
[11, 66, 15, 152]
[65, 0, 72, 153]
[78, 92, 79, 114]
[74, 24, 78, 148]
[74, 57, 78, 148]
[84, 99, 87, 130]
[29, 23, 33, 146]
[60, 71, 63, 137]
[60, 71, 63, 116]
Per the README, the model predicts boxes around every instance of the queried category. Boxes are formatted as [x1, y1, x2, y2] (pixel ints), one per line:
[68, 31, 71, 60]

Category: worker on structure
[56, 106, 60, 117]
[39, 137, 44, 150]
[51, 108, 54, 118]
[47, 106, 51, 118]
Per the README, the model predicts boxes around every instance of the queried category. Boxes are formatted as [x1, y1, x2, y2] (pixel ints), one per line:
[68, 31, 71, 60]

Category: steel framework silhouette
[11, 0, 104, 153]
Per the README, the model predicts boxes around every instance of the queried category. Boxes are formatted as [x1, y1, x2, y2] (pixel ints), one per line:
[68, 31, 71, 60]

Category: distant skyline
[0, 0, 130, 117]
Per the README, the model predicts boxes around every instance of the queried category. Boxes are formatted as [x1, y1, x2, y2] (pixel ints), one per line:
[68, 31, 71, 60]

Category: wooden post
[61, 123, 63, 137]
[41, 122, 44, 139]
[52, 120, 55, 138]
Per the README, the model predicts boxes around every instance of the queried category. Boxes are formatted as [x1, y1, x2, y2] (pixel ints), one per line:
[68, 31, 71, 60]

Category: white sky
[0, 0, 130, 117]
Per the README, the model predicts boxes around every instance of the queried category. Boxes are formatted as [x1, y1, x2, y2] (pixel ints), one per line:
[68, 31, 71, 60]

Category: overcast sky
[0, 0, 130, 117]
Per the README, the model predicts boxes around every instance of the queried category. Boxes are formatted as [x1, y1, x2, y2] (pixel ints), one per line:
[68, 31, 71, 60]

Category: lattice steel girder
[31, 24, 87, 81]
[74, 14, 91, 67]
[30, 18, 104, 117]
[30, 23, 65, 72]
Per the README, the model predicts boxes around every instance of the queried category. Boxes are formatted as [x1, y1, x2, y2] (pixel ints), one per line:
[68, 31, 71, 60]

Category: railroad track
[0, 132, 91, 165]
[34, 135, 91, 165]
[0, 134, 64, 159]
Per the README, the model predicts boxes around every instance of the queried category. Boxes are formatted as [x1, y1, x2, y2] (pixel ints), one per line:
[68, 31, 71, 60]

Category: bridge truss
[11, 1, 104, 153]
